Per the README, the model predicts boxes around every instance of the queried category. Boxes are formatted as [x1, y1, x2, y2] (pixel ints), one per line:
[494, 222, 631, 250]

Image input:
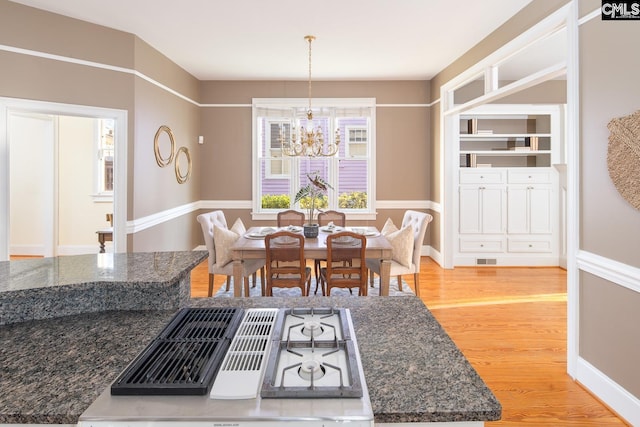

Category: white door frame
[0, 97, 128, 260]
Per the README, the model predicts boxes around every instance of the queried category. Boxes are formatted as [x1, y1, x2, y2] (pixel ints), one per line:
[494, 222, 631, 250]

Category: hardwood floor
[192, 257, 628, 426]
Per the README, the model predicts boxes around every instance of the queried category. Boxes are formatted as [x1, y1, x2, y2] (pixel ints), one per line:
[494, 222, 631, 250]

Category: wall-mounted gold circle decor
[175, 146, 192, 184]
[607, 110, 640, 210]
[154, 125, 175, 167]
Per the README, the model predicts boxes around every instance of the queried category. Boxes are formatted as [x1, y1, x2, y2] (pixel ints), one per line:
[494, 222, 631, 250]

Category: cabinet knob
[529, 244, 533, 247]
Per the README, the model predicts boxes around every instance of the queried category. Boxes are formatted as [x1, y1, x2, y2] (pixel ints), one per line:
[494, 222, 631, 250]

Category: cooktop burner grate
[111, 307, 243, 396]
[260, 307, 363, 398]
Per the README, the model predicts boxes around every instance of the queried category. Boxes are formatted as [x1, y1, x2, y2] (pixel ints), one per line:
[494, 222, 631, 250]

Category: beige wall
[579, 14, 640, 267]
[1, 0, 576, 257]
[198, 80, 432, 241]
[0, 0, 201, 252]
[580, 272, 640, 397]
[455, 80, 567, 105]
[578, 2, 640, 404]
[1, 1, 434, 253]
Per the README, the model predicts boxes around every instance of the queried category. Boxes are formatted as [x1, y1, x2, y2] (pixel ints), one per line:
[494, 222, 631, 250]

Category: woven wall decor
[607, 110, 640, 210]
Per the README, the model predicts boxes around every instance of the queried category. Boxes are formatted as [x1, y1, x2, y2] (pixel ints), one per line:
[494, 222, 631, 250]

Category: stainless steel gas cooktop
[78, 306, 374, 427]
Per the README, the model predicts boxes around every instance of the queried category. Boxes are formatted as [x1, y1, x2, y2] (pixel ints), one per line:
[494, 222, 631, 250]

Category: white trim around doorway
[0, 97, 128, 259]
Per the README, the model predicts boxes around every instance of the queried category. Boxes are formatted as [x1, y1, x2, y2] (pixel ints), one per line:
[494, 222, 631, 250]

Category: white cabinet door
[507, 186, 529, 234]
[507, 185, 552, 234]
[529, 186, 552, 234]
[482, 186, 505, 234]
[459, 185, 505, 234]
[459, 186, 481, 234]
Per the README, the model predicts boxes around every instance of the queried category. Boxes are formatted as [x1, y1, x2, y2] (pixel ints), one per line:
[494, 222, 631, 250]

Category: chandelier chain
[306, 35, 314, 114]
[279, 35, 340, 157]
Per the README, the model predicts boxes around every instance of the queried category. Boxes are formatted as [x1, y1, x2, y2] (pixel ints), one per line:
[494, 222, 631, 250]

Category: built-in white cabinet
[458, 169, 506, 236]
[454, 105, 563, 266]
[507, 185, 552, 234]
[459, 185, 505, 234]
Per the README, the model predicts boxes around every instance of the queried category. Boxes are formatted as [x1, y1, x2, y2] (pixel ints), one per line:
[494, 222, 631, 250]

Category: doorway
[0, 98, 128, 260]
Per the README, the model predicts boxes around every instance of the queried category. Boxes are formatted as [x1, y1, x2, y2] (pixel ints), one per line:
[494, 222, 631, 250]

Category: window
[345, 126, 367, 157]
[265, 120, 290, 178]
[253, 98, 375, 219]
[93, 118, 114, 202]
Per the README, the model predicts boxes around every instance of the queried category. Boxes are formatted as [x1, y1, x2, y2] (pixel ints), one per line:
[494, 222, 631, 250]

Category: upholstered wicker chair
[320, 231, 368, 296]
[264, 231, 311, 296]
[366, 210, 432, 297]
[196, 210, 265, 297]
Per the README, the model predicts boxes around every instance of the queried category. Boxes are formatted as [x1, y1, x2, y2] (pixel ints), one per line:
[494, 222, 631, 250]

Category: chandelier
[280, 35, 340, 157]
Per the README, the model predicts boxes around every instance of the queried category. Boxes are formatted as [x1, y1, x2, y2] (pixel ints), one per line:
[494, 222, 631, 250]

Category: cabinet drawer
[459, 238, 504, 253]
[508, 169, 552, 183]
[460, 169, 505, 184]
[507, 238, 552, 253]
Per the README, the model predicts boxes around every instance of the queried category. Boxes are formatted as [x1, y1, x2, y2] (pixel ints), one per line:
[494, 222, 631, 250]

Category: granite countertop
[0, 252, 207, 292]
[0, 251, 207, 325]
[0, 296, 501, 425]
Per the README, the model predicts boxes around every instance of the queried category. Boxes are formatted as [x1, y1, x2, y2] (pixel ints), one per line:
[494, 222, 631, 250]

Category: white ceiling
[11, 0, 534, 81]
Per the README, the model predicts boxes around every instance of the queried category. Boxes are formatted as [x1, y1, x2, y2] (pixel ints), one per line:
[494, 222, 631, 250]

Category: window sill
[91, 193, 113, 203]
[252, 211, 377, 222]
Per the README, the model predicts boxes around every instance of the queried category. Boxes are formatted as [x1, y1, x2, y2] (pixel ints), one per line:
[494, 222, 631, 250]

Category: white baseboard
[57, 245, 108, 255]
[426, 245, 443, 267]
[9, 245, 43, 256]
[576, 357, 637, 426]
[453, 255, 560, 267]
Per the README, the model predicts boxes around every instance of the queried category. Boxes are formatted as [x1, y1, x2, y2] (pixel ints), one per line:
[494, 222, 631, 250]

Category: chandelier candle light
[280, 35, 340, 157]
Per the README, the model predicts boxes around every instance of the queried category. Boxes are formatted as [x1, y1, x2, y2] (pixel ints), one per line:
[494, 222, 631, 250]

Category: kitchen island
[0, 296, 501, 425]
[0, 251, 207, 325]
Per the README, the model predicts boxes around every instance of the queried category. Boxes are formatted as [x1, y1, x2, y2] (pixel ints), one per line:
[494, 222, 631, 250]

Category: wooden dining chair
[320, 231, 368, 296]
[277, 209, 305, 227]
[264, 231, 312, 296]
[317, 210, 346, 227]
[314, 210, 347, 294]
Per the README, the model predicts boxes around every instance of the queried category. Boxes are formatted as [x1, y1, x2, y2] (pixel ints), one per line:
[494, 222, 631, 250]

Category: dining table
[231, 225, 394, 297]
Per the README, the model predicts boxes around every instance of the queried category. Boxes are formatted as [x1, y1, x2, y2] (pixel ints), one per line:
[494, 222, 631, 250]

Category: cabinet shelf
[460, 133, 552, 140]
[460, 150, 551, 155]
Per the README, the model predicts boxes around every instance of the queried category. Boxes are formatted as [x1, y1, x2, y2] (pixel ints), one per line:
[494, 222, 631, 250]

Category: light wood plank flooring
[190, 257, 628, 426]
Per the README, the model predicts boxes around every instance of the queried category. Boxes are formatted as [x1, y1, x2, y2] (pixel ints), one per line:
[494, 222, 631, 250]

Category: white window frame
[345, 125, 368, 158]
[264, 119, 291, 179]
[92, 118, 114, 202]
[252, 98, 376, 221]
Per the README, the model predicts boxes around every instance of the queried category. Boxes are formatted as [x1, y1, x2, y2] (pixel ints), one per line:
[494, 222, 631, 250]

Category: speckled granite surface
[190, 297, 502, 424]
[0, 297, 501, 425]
[0, 251, 207, 325]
